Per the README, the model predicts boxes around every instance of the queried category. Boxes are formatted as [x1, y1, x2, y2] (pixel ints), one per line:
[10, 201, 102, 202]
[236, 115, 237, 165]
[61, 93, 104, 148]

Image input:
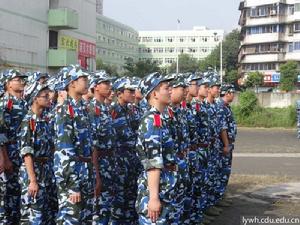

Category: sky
[104, 0, 242, 32]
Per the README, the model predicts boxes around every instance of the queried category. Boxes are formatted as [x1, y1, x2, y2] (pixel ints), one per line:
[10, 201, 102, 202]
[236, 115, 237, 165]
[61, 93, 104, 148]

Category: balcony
[47, 49, 77, 67]
[48, 8, 78, 30]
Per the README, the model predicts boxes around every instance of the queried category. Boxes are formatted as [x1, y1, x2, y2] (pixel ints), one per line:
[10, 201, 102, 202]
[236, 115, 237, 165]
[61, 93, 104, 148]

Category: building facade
[138, 26, 224, 67]
[0, 0, 97, 73]
[96, 15, 139, 72]
[239, 0, 300, 85]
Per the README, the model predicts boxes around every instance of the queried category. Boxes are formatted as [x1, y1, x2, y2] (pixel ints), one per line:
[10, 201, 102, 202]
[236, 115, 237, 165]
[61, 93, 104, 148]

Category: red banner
[79, 40, 96, 58]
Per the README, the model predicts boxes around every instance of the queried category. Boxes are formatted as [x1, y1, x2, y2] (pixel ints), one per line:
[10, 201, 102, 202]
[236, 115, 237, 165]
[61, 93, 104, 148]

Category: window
[165, 58, 175, 64]
[154, 37, 163, 42]
[153, 48, 164, 53]
[295, 3, 300, 12]
[289, 43, 293, 52]
[294, 42, 300, 50]
[295, 23, 300, 32]
[165, 47, 175, 53]
[166, 36, 174, 42]
[49, 30, 58, 49]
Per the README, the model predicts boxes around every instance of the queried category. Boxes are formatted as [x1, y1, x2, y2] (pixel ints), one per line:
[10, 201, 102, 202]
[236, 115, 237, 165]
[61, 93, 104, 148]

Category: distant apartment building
[138, 26, 224, 67]
[96, 15, 139, 72]
[239, 0, 300, 85]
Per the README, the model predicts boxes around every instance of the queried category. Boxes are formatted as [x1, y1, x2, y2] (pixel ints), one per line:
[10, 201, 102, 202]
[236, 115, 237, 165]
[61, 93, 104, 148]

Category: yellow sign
[59, 36, 79, 51]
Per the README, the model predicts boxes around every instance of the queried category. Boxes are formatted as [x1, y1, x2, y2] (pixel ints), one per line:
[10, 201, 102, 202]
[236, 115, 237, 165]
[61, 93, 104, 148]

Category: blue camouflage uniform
[217, 84, 237, 195]
[136, 72, 180, 225]
[88, 72, 117, 225]
[0, 69, 28, 224]
[54, 66, 95, 224]
[110, 77, 141, 224]
[19, 82, 57, 224]
[205, 80, 224, 206]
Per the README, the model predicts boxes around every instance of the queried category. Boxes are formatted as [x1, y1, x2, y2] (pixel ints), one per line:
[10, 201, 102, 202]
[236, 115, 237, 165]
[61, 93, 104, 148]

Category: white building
[239, 0, 300, 84]
[138, 26, 224, 67]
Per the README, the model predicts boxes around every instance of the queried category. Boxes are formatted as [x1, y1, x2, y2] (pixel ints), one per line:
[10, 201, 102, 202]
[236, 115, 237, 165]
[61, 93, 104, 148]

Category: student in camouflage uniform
[0, 69, 28, 224]
[217, 84, 237, 204]
[88, 71, 117, 225]
[19, 82, 57, 224]
[0, 135, 8, 224]
[205, 79, 226, 215]
[136, 72, 179, 225]
[54, 65, 98, 224]
[195, 78, 213, 216]
[185, 73, 205, 224]
[110, 77, 140, 224]
[167, 76, 191, 224]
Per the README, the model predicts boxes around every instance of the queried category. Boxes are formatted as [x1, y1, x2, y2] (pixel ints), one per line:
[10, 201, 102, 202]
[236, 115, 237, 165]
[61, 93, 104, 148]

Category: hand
[147, 197, 162, 223]
[94, 178, 102, 198]
[4, 159, 14, 174]
[28, 181, 39, 198]
[223, 146, 230, 155]
[0, 154, 4, 173]
[69, 192, 81, 204]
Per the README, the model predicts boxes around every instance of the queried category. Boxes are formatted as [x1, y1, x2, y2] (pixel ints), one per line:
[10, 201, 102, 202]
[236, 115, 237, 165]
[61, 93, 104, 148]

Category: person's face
[188, 81, 199, 97]
[73, 76, 89, 95]
[35, 89, 51, 108]
[7, 76, 26, 94]
[171, 86, 185, 104]
[38, 77, 47, 85]
[226, 92, 235, 103]
[198, 84, 209, 98]
[155, 82, 171, 105]
[135, 89, 143, 102]
[120, 89, 135, 103]
[209, 85, 220, 98]
[95, 81, 112, 98]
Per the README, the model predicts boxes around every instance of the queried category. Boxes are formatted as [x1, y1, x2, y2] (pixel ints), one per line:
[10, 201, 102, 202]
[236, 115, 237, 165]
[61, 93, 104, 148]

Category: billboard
[58, 36, 79, 51]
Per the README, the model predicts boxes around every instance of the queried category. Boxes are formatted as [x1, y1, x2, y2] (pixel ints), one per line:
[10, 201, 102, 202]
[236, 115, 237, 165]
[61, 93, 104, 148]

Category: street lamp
[214, 32, 223, 84]
[176, 19, 181, 74]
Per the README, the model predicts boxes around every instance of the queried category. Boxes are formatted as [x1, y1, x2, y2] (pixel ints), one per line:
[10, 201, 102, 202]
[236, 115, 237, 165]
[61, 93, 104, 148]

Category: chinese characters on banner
[59, 36, 79, 51]
[79, 40, 96, 58]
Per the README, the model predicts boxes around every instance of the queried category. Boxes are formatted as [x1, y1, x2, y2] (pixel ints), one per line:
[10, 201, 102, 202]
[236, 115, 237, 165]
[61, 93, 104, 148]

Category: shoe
[205, 207, 221, 216]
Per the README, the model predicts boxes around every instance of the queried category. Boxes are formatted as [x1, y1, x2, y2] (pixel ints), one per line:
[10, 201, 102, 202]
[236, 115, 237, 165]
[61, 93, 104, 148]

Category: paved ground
[210, 128, 300, 225]
[235, 127, 299, 153]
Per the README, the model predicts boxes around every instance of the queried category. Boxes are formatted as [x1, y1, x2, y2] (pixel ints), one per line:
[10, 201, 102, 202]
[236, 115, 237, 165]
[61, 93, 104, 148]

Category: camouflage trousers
[19, 164, 58, 225]
[0, 172, 7, 225]
[206, 140, 223, 207]
[5, 166, 21, 225]
[189, 149, 203, 224]
[56, 167, 94, 224]
[111, 150, 141, 225]
[136, 170, 179, 225]
[219, 144, 234, 196]
[93, 156, 116, 225]
[174, 157, 191, 225]
[5, 146, 22, 225]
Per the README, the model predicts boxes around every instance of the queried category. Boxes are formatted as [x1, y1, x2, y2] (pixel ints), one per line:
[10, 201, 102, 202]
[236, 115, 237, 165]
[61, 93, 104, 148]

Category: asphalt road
[234, 127, 299, 153]
[232, 127, 300, 178]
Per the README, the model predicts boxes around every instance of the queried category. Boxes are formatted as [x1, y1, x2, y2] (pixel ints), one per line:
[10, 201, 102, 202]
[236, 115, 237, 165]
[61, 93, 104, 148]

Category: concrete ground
[210, 128, 300, 225]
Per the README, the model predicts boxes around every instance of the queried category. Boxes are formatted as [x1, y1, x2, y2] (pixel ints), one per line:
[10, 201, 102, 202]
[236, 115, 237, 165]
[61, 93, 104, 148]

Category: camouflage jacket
[216, 98, 237, 143]
[88, 98, 115, 151]
[54, 95, 93, 192]
[110, 101, 136, 150]
[136, 107, 176, 171]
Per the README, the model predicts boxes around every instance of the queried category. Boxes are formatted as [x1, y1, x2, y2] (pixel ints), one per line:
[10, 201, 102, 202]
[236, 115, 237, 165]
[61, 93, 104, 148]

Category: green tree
[169, 53, 199, 73]
[279, 61, 298, 92]
[199, 29, 240, 75]
[123, 58, 161, 78]
[245, 71, 264, 92]
[225, 70, 239, 84]
[96, 58, 119, 76]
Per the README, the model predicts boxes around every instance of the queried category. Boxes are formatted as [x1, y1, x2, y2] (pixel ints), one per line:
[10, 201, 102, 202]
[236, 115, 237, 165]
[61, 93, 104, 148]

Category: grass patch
[232, 105, 297, 128]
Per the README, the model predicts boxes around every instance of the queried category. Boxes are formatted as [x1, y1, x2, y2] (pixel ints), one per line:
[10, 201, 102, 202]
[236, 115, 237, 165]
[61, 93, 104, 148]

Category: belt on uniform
[198, 143, 209, 148]
[176, 151, 187, 159]
[72, 156, 92, 163]
[34, 157, 50, 164]
[98, 151, 114, 158]
[190, 144, 198, 151]
[163, 164, 178, 172]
